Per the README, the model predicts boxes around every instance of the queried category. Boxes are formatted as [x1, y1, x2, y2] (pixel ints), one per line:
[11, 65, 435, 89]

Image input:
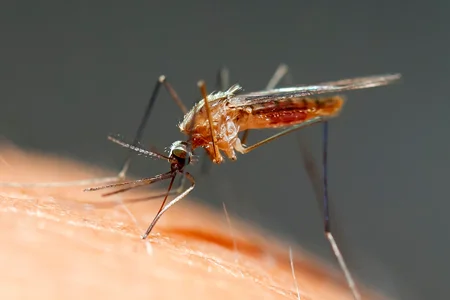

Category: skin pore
[0, 144, 384, 300]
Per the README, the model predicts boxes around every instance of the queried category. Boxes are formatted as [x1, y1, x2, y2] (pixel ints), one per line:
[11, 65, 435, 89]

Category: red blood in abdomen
[266, 110, 308, 126]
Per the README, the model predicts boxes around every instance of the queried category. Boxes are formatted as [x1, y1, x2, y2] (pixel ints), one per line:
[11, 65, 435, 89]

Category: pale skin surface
[0, 144, 385, 300]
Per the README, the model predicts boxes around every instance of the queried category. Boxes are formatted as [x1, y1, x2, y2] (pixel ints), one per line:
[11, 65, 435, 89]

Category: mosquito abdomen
[241, 96, 345, 130]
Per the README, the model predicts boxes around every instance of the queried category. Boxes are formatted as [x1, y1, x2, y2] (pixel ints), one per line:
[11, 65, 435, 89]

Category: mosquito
[82, 70, 399, 234]
[82, 69, 399, 300]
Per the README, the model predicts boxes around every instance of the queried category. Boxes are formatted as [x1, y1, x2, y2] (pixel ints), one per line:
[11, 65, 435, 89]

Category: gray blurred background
[1, 1, 448, 299]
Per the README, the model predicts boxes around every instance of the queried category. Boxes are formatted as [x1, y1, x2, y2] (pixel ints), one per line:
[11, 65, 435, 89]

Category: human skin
[0, 144, 384, 300]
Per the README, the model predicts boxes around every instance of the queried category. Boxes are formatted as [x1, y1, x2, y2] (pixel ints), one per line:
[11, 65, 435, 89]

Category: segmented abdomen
[239, 96, 344, 130]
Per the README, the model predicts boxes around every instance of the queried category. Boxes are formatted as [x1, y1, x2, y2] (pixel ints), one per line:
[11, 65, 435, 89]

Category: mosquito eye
[171, 148, 185, 158]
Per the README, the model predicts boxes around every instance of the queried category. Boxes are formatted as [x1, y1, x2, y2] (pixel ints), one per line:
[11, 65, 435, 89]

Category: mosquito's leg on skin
[141, 172, 195, 239]
[140, 174, 176, 237]
[241, 63, 290, 145]
[234, 117, 324, 155]
[321, 121, 361, 300]
[299, 122, 361, 300]
[197, 80, 221, 163]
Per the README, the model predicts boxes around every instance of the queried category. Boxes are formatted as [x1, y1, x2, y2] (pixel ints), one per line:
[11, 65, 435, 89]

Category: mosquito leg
[200, 67, 230, 174]
[141, 174, 177, 237]
[239, 129, 251, 147]
[266, 63, 290, 90]
[234, 117, 324, 155]
[241, 63, 290, 145]
[321, 121, 361, 300]
[118, 76, 188, 179]
[217, 67, 230, 91]
[141, 172, 195, 239]
[117, 79, 162, 178]
[159, 76, 188, 115]
[299, 122, 361, 300]
[197, 80, 221, 163]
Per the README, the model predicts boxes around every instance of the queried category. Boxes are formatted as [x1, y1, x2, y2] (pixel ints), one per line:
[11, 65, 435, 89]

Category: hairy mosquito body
[177, 73, 399, 164]
[180, 84, 344, 163]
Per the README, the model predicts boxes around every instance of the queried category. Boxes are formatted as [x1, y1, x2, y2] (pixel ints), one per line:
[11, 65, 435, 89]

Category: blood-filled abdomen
[238, 96, 345, 130]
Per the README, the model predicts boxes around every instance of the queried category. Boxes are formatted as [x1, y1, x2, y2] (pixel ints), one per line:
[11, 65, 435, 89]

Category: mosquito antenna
[108, 136, 171, 161]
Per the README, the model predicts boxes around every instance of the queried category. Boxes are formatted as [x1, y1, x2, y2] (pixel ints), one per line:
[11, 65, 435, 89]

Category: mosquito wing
[227, 73, 401, 107]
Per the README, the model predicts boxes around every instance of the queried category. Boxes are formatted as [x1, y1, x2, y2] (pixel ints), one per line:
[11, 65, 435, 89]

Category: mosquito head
[169, 140, 192, 168]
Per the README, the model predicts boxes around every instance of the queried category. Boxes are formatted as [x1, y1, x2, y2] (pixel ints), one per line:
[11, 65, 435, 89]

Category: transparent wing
[228, 73, 401, 107]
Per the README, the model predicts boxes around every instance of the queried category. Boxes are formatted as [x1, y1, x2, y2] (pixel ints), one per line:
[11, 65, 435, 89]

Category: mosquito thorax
[169, 140, 192, 166]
